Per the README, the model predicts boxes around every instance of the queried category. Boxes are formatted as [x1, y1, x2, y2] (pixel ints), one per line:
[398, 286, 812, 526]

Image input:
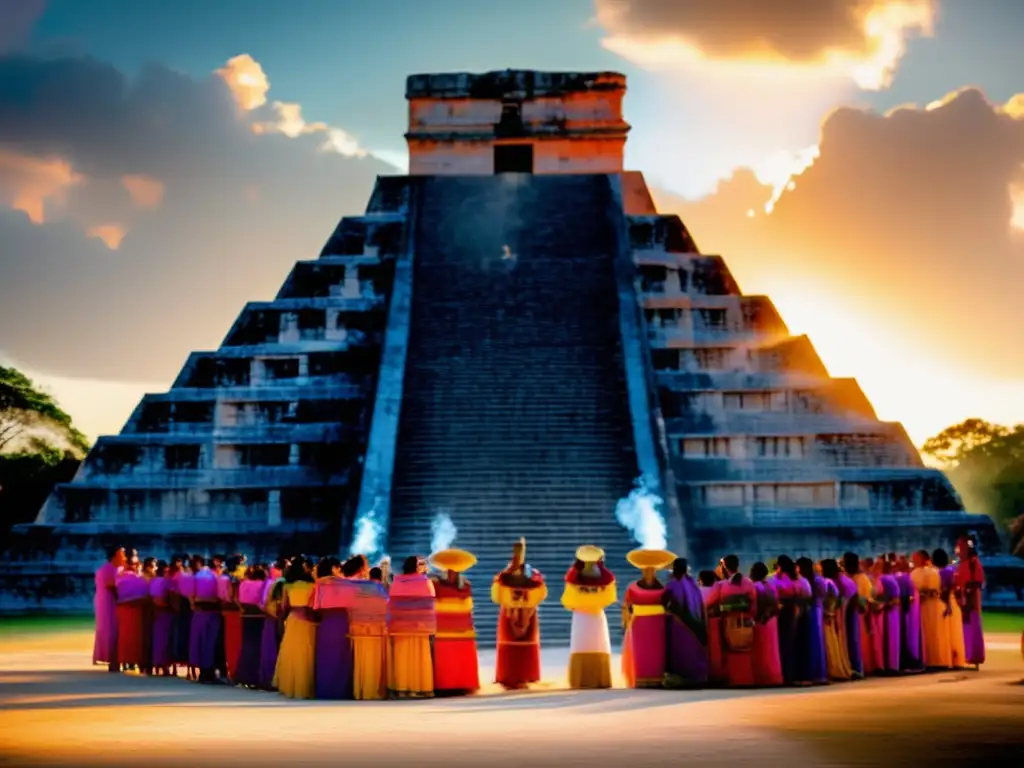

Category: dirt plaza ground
[1, 621, 1023, 767]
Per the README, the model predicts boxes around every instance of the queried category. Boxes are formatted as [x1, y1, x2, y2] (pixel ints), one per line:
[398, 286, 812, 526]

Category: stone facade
[0, 70, 997, 619]
[1, 179, 412, 611]
[406, 70, 630, 175]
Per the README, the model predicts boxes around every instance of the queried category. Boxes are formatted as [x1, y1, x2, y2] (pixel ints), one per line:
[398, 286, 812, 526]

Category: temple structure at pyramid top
[405, 70, 630, 175]
[1, 69, 999, 642]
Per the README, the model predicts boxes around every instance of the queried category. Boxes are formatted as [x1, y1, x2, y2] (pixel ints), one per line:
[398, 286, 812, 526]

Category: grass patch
[983, 611, 1024, 634]
[0, 614, 92, 635]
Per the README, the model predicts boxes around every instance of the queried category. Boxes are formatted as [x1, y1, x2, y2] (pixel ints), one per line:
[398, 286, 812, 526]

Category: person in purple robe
[93, 545, 126, 672]
[773, 555, 802, 684]
[149, 560, 175, 676]
[795, 557, 828, 684]
[188, 553, 223, 683]
[839, 552, 865, 678]
[894, 554, 923, 672]
[663, 557, 708, 686]
[876, 556, 902, 674]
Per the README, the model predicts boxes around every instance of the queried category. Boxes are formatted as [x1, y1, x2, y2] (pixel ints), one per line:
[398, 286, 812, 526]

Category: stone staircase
[387, 175, 641, 646]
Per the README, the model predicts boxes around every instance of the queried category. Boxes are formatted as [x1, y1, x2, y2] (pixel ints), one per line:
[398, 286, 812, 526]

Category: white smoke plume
[615, 475, 668, 550]
[349, 515, 382, 558]
[430, 510, 458, 553]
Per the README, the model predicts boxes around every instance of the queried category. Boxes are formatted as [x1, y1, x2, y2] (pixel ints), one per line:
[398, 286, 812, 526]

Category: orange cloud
[120, 174, 165, 209]
[653, 87, 1024, 443]
[216, 53, 270, 111]
[86, 224, 126, 250]
[595, 0, 934, 90]
[0, 150, 83, 223]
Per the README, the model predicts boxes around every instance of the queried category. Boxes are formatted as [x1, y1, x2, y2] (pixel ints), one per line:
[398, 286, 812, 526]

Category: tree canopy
[921, 418, 1024, 550]
[0, 366, 90, 456]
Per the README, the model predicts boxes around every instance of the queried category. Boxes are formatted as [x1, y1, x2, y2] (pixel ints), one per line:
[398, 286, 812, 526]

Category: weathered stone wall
[406, 69, 629, 176]
[622, 173, 999, 570]
[0, 177, 413, 612]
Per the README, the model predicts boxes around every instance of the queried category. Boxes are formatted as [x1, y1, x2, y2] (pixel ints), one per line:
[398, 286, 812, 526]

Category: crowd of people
[91, 534, 987, 700]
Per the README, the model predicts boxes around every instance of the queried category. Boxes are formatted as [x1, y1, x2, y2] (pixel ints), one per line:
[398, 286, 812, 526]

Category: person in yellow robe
[932, 548, 966, 668]
[561, 545, 617, 689]
[387, 555, 436, 698]
[272, 556, 317, 699]
[911, 550, 949, 669]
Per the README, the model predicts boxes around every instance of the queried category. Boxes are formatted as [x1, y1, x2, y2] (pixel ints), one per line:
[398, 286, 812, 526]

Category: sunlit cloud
[0, 151, 83, 224]
[653, 86, 1024, 443]
[594, 0, 934, 90]
[85, 223, 126, 250]
[215, 53, 270, 111]
[120, 174, 165, 209]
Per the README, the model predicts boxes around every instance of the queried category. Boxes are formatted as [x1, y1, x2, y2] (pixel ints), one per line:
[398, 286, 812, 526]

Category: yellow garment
[561, 581, 617, 613]
[947, 596, 967, 668]
[352, 635, 386, 700]
[824, 611, 853, 681]
[387, 636, 433, 698]
[912, 566, 949, 668]
[272, 582, 316, 699]
[568, 652, 612, 689]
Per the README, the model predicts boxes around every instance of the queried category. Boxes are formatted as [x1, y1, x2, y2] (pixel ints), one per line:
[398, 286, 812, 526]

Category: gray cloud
[0, 53, 390, 382]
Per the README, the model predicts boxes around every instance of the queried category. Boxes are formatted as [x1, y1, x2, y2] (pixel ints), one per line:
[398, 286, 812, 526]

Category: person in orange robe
[429, 548, 480, 695]
[491, 538, 547, 690]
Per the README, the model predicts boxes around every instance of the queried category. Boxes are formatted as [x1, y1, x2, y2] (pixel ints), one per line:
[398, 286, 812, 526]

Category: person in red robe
[491, 538, 547, 690]
[429, 548, 480, 695]
[219, 554, 245, 683]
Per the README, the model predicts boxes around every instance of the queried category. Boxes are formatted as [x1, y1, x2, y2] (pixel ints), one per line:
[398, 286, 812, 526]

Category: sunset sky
[1, 0, 1023, 448]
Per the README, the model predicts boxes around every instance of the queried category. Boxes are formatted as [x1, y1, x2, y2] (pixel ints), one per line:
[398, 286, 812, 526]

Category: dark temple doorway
[494, 144, 533, 174]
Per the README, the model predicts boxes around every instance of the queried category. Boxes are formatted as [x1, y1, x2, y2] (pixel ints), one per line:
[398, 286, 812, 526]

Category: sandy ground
[1, 629, 1022, 767]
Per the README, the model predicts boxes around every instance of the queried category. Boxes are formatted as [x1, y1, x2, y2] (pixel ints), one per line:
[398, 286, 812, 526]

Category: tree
[0, 366, 89, 456]
[921, 418, 1024, 538]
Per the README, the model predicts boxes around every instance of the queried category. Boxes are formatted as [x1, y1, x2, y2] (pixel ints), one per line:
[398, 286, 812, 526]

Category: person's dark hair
[722, 554, 739, 574]
[776, 555, 797, 579]
[226, 554, 243, 573]
[212, 553, 226, 564]
[249, 564, 267, 581]
[916, 549, 930, 562]
[369, 567, 383, 582]
[697, 570, 718, 587]
[143, 556, 156, 570]
[573, 559, 585, 571]
[796, 557, 815, 579]
[342, 555, 367, 578]
[274, 556, 289, 571]
[402, 555, 419, 575]
[191, 553, 206, 568]
[105, 544, 124, 561]
[842, 552, 860, 575]
[672, 558, 689, 578]
[932, 549, 950, 568]
[749, 562, 768, 582]
[155, 559, 168, 577]
[316, 556, 341, 579]
[820, 558, 840, 581]
[283, 556, 313, 583]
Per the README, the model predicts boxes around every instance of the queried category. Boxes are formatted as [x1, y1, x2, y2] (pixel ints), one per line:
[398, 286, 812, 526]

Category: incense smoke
[615, 475, 667, 550]
[349, 515, 382, 559]
[430, 510, 458, 553]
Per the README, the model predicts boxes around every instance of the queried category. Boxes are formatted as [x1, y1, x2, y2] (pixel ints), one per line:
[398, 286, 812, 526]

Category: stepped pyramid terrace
[0, 69, 999, 644]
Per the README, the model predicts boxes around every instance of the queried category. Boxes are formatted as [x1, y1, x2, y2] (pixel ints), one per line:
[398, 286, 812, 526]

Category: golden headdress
[626, 548, 676, 571]
[428, 548, 477, 573]
[575, 545, 604, 563]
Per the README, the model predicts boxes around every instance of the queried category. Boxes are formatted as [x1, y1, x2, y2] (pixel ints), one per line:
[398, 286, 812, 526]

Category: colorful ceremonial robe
[492, 566, 547, 690]
[432, 575, 480, 694]
[348, 578, 389, 700]
[387, 574, 437, 698]
[561, 563, 616, 689]
[706, 574, 757, 687]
